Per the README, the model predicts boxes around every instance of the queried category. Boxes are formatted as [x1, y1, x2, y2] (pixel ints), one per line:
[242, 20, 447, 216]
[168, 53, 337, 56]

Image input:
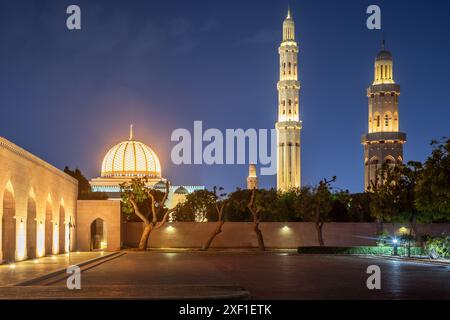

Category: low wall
[123, 222, 450, 249]
[77, 200, 121, 251]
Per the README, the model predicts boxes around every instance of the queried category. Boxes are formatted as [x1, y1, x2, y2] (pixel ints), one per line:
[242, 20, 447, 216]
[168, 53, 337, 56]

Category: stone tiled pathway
[0, 252, 105, 286]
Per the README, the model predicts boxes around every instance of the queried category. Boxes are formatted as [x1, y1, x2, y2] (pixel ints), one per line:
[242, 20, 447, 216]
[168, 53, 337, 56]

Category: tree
[202, 187, 228, 250]
[415, 138, 450, 220]
[173, 189, 217, 222]
[368, 164, 402, 232]
[121, 178, 174, 250]
[64, 166, 108, 200]
[247, 188, 267, 250]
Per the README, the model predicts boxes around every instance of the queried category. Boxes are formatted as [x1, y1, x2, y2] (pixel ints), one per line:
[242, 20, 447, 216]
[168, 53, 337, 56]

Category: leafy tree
[415, 138, 450, 221]
[64, 166, 108, 200]
[368, 164, 402, 231]
[201, 187, 228, 250]
[121, 178, 173, 250]
[173, 189, 217, 222]
[295, 178, 335, 246]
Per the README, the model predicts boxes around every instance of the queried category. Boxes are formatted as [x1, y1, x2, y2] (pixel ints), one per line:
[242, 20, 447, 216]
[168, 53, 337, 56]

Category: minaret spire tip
[287, 4, 292, 19]
[129, 124, 134, 140]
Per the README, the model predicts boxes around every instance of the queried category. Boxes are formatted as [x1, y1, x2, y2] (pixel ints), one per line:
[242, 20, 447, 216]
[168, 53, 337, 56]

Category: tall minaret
[362, 41, 406, 190]
[276, 8, 302, 191]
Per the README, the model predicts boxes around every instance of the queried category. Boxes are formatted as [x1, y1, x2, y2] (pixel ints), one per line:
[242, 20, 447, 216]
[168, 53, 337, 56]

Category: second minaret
[276, 8, 302, 191]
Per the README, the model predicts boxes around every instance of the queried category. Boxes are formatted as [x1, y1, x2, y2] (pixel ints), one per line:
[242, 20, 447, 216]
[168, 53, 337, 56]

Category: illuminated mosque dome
[100, 125, 161, 178]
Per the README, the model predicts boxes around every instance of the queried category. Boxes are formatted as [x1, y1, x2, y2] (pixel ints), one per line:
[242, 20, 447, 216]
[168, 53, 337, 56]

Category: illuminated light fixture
[392, 238, 398, 244]
[33, 259, 39, 264]
[65, 253, 69, 257]
[9, 263, 16, 269]
[52, 256, 56, 260]
[166, 225, 175, 233]
[76, 251, 80, 254]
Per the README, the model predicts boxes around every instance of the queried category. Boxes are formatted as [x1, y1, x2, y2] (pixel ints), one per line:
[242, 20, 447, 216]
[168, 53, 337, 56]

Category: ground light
[33, 259, 39, 264]
[9, 263, 16, 269]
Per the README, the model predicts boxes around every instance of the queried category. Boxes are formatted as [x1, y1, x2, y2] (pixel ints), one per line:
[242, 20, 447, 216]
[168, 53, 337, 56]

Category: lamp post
[68, 216, 76, 265]
[392, 238, 398, 256]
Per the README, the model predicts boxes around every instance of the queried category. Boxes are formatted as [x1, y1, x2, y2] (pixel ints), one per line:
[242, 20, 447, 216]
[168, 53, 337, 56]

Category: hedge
[297, 246, 424, 255]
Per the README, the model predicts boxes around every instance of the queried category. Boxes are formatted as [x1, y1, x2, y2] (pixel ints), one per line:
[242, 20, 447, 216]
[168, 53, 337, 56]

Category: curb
[10, 251, 122, 287]
[379, 255, 450, 266]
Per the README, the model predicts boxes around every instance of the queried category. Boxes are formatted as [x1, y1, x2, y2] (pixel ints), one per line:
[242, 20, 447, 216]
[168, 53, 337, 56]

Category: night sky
[1, 0, 449, 194]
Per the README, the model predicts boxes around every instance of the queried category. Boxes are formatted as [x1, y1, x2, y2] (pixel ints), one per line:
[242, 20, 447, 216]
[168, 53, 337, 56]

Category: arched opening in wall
[59, 205, 65, 254]
[26, 191, 37, 259]
[2, 183, 16, 263]
[45, 199, 53, 255]
[384, 156, 395, 166]
[90, 218, 107, 251]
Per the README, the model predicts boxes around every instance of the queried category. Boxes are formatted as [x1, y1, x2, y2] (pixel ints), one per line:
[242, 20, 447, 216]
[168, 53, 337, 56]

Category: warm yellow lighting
[76, 251, 80, 254]
[33, 259, 39, 264]
[51, 256, 56, 260]
[17, 220, 26, 260]
[9, 263, 16, 269]
[53, 223, 59, 254]
[166, 225, 175, 233]
[281, 225, 291, 234]
[37, 221, 45, 257]
[101, 128, 162, 178]
[398, 227, 409, 235]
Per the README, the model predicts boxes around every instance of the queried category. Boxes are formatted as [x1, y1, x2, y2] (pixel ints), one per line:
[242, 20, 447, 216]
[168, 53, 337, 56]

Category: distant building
[89, 125, 203, 208]
[362, 41, 406, 190]
[247, 164, 258, 190]
[276, 8, 302, 191]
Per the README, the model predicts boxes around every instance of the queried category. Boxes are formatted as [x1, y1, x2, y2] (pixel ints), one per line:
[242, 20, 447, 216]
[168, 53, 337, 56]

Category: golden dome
[101, 125, 161, 178]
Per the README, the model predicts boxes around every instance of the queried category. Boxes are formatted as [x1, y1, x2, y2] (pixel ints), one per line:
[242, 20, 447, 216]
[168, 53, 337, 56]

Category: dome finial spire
[287, 4, 292, 19]
[382, 39, 385, 51]
[129, 124, 134, 140]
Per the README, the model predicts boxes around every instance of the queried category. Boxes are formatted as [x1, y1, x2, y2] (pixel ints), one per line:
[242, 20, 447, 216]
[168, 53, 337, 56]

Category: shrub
[297, 246, 424, 255]
[424, 234, 450, 258]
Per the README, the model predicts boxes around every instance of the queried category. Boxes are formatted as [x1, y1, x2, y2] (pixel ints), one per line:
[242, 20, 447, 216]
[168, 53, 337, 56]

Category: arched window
[376, 115, 381, 127]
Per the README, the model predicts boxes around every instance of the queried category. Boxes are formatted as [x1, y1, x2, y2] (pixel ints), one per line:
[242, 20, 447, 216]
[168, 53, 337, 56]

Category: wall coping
[0, 136, 77, 185]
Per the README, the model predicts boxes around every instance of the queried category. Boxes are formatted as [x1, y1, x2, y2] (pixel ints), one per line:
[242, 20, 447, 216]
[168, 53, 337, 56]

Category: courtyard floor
[1, 251, 447, 299]
[0, 252, 107, 286]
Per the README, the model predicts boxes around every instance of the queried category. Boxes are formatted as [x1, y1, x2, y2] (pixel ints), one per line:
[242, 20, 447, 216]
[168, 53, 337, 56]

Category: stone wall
[76, 200, 121, 251]
[124, 222, 450, 249]
[0, 137, 78, 262]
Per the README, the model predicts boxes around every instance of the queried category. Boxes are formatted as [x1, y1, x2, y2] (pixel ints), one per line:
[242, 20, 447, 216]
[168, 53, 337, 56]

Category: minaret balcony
[361, 131, 406, 144]
[367, 83, 400, 95]
[277, 80, 300, 90]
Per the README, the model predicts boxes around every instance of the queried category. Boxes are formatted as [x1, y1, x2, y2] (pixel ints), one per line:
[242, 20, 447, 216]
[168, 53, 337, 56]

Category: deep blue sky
[1, 0, 449, 193]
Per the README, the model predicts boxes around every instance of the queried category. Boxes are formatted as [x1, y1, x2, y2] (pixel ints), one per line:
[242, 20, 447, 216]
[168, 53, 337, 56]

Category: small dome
[101, 126, 161, 178]
[376, 50, 392, 61]
[174, 186, 188, 194]
[153, 180, 167, 190]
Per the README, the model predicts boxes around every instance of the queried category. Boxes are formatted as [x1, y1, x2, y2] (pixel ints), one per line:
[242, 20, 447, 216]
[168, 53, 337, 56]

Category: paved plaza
[1, 251, 447, 299]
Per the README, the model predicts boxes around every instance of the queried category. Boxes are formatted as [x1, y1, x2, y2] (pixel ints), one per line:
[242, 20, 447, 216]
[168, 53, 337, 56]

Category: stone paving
[48, 252, 450, 299]
[0, 252, 106, 286]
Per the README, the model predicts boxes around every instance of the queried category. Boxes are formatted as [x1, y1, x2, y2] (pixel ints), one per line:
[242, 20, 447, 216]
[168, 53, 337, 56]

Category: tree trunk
[138, 223, 153, 250]
[316, 222, 324, 246]
[202, 220, 225, 251]
[254, 222, 265, 251]
[410, 215, 421, 247]
[376, 219, 384, 234]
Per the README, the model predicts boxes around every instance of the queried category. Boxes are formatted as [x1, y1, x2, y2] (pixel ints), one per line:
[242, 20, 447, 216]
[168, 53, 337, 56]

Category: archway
[90, 218, 107, 251]
[59, 205, 65, 254]
[45, 200, 53, 255]
[2, 184, 16, 263]
[26, 193, 37, 259]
